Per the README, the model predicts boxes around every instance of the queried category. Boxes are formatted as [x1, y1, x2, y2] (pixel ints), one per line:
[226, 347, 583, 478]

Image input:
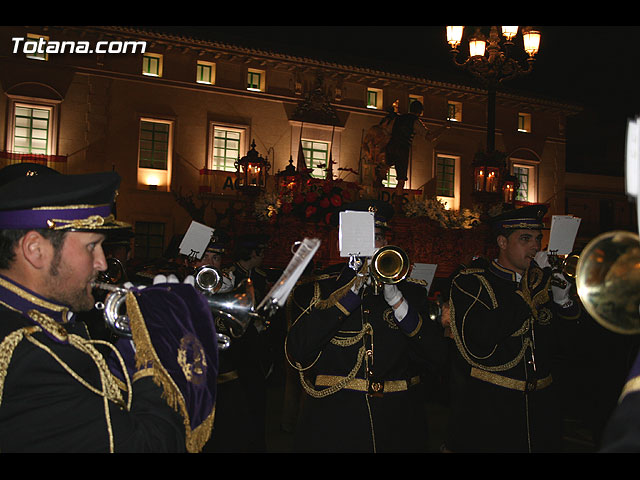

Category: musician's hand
[534, 250, 550, 269]
[152, 274, 195, 285]
[383, 284, 404, 308]
[551, 273, 573, 307]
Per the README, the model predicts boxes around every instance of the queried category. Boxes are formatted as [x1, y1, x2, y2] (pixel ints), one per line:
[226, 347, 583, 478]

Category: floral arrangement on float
[254, 177, 360, 225]
[403, 197, 482, 229]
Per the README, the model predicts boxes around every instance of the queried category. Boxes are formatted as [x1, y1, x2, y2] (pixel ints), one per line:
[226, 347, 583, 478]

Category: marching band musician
[444, 204, 581, 453]
[201, 231, 257, 452]
[285, 199, 448, 452]
[223, 233, 273, 452]
[0, 169, 217, 452]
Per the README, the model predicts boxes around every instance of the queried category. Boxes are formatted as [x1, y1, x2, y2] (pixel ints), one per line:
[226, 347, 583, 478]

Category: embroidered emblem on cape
[177, 333, 207, 386]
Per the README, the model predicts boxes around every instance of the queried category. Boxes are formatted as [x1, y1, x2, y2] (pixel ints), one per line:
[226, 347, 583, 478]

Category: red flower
[325, 212, 333, 224]
[341, 189, 352, 202]
[322, 182, 333, 194]
[305, 205, 317, 218]
[319, 197, 330, 208]
[306, 191, 318, 203]
[330, 194, 342, 207]
[294, 193, 305, 204]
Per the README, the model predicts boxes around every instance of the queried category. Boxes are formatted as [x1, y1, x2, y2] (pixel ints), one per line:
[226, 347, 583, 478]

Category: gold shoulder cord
[0, 311, 132, 453]
[449, 272, 531, 372]
[284, 275, 374, 398]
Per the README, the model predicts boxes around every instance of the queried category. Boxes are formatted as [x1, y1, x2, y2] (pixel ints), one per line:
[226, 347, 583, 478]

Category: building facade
[0, 25, 601, 265]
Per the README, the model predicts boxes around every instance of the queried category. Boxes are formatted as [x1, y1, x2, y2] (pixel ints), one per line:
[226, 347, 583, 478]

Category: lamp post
[446, 26, 540, 205]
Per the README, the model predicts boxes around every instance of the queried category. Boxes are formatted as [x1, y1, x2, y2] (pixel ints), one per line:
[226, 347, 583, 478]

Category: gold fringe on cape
[126, 291, 216, 453]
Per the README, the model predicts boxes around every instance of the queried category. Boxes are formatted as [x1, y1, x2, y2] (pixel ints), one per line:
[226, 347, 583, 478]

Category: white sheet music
[179, 221, 215, 260]
[339, 210, 375, 258]
[548, 215, 581, 255]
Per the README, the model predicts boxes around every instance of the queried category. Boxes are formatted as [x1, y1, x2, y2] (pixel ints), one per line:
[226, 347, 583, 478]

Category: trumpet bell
[371, 246, 410, 284]
[576, 230, 640, 335]
[194, 265, 222, 293]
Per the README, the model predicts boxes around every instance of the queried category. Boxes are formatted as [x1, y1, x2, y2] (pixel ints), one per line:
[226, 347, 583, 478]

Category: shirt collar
[0, 273, 74, 325]
[489, 259, 522, 283]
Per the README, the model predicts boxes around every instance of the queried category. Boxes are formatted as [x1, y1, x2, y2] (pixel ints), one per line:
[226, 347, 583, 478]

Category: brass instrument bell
[575, 230, 640, 335]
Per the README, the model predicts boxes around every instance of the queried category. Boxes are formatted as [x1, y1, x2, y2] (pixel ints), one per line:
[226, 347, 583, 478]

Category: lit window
[436, 156, 455, 197]
[142, 53, 163, 77]
[436, 154, 460, 210]
[139, 121, 170, 170]
[211, 127, 243, 172]
[138, 118, 173, 191]
[513, 163, 537, 202]
[247, 68, 265, 91]
[24, 33, 48, 61]
[12, 105, 51, 154]
[518, 113, 532, 133]
[301, 140, 330, 178]
[197, 61, 216, 84]
[383, 166, 398, 189]
[447, 101, 462, 122]
[367, 88, 383, 109]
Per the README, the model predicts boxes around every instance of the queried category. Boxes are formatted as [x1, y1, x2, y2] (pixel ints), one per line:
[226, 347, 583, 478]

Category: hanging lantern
[235, 139, 270, 192]
[503, 174, 517, 204]
[276, 157, 299, 195]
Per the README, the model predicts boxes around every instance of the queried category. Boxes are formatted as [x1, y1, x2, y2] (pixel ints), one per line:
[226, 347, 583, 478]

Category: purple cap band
[0, 204, 112, 229]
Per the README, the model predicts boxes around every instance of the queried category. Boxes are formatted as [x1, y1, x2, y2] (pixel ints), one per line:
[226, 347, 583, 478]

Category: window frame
[208, 122, 250, 172]
[367, 87, 383, 110]
[137, 117, 173, 191]
[142, 53, 163, 77]
[511, 160, 538, 203]
[247, 68, 266, 92]
[196, 60, 216, 85]
[447, 101, 462, 122]
[6, 97, 59, 156]
[517, 112, 532, 133]
[301, 139, 331, 179]
[435, 153, 461, 210]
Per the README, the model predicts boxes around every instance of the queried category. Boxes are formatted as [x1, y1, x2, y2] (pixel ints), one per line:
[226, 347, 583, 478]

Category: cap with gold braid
[0, 171, 130, 231]
[489, 204, 548, 231]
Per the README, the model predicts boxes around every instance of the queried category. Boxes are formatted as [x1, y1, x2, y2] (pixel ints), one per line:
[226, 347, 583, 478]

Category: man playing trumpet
[285, 199, 448, 452]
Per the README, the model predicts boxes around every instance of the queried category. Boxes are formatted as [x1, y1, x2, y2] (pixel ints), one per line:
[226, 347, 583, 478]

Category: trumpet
[370, 245, 410, 295]
[92, 281, 236, 350]
[547, 250, 580, 288]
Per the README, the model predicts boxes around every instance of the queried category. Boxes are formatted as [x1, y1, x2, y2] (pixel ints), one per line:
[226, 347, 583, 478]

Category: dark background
[139, 25, 640, 177]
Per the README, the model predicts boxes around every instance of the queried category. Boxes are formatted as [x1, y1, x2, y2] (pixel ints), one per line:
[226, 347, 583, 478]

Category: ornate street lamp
[235, 139, 270, 193]
[445, 26, 540, 203]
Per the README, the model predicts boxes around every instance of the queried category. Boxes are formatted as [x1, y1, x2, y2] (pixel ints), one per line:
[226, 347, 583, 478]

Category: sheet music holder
[257, 237, 321, 314]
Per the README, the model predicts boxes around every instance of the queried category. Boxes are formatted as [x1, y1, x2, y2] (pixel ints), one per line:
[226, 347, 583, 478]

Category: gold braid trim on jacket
[0, 311, 132, 453]
[449, 270, 532, 372]
[297, 323, 373, 398]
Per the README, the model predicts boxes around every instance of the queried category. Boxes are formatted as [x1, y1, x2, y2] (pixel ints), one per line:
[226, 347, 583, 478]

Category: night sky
[140, 25, 640, 176]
